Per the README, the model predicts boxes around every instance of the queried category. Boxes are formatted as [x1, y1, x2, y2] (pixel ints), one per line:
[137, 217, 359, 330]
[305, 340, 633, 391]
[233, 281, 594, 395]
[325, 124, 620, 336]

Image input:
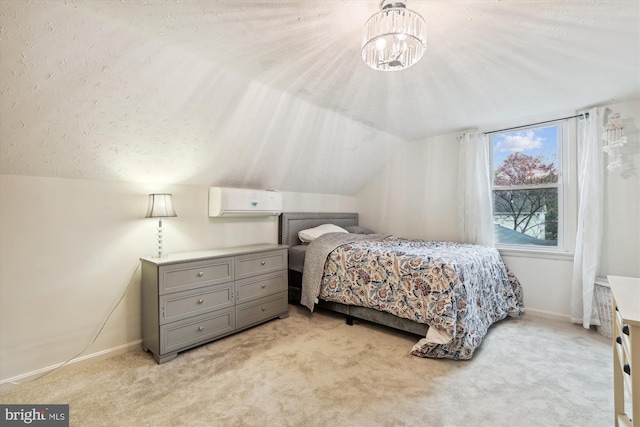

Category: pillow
[298, 224, 348, 242]
[344, 225, 375, 234]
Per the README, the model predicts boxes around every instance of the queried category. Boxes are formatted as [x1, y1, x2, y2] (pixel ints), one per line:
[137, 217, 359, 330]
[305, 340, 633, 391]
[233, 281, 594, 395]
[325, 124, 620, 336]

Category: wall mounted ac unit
[208, 187, 282, 217]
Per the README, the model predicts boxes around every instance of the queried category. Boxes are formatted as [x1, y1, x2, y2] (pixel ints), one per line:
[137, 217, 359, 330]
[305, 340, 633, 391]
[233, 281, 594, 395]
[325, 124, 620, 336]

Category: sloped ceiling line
[0, 0, 638, 195]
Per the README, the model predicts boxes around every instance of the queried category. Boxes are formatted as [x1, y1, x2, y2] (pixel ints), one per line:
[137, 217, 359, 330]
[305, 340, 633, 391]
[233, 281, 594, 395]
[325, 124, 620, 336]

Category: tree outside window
[491, 126, 561, 247]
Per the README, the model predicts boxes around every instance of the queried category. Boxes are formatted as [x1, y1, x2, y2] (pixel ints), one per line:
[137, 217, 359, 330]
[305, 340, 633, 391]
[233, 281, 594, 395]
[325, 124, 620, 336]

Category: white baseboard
[0, 340, 142, 392]
[523, 308, 571, 322]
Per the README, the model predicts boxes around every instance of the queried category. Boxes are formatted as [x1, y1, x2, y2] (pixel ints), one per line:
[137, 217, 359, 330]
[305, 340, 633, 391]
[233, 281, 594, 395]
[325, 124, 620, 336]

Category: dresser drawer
[159, 282, 234, 325]
[236, 292, 288, 329]
[236, 271, 287, 303]
[159, 257, 234, 295]
[235, 249, 287, 280]
[160, 308, 235, 354]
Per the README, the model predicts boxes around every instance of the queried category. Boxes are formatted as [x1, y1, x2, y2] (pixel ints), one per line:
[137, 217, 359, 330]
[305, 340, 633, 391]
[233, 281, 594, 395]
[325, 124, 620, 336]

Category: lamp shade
[145, 194, 177, 218]
[362, 0, 427, 71]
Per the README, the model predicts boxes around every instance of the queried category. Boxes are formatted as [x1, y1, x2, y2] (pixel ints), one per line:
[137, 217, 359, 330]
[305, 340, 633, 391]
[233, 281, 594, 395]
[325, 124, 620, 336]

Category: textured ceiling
[1, 0, 639, 194]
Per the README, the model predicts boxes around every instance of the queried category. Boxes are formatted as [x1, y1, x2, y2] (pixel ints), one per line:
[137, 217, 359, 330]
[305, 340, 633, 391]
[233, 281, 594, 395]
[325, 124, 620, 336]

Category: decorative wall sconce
[602, 112, 627, 171]
[145, 193, 177, 258]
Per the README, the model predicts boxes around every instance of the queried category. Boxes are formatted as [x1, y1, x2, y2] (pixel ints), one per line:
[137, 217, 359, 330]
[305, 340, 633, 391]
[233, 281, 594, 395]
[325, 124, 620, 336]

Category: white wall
[356, 132, 461, 242]
[281, 191, 356, 213]
[600, 100, 640, 276]
[357, 99, 640, 320]
[0, 175, 355, 383]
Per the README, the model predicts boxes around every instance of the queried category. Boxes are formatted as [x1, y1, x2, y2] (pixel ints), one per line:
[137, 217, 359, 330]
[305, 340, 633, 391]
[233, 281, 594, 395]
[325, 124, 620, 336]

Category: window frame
[488, 118, 575, 256]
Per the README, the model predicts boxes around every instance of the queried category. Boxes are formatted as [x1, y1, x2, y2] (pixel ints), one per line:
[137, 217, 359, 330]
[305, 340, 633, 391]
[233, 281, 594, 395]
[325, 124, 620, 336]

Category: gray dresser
[141, 244, 288, 363]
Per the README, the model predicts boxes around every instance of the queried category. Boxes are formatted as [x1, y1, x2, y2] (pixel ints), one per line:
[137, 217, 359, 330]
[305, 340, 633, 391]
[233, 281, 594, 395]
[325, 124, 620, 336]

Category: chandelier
[361, 0, 427, 71]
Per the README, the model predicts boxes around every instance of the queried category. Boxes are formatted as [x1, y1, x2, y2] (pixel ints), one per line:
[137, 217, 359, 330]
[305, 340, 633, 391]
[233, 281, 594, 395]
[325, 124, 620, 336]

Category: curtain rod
[483, 112, 589, 135]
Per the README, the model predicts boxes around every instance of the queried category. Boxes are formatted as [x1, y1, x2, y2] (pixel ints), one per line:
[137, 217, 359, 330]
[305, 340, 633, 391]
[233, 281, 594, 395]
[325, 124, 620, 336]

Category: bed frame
[278, 212, 429, 337]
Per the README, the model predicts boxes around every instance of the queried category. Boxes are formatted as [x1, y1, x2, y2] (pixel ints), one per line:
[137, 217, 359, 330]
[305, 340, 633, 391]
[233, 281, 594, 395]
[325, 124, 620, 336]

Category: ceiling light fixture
[361, 0, 427, 71]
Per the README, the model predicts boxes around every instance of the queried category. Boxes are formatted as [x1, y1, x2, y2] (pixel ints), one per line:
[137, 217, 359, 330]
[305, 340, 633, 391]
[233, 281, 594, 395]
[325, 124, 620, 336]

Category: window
[491, 123, 566, 249]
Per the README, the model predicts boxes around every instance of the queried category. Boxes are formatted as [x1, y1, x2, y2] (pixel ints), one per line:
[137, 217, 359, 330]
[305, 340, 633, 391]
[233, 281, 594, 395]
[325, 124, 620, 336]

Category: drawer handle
[197, 298, 204, 304]
[198, 271, 204, 277]
[261, 284, 267, 289]
[198, 326, 204, 332]
[262, 306, 266, 311]
[616, 335, 622, 344]
[261, 261, 266, 266]
[622, 325, 629, 335]
[624, 363, 631, 375]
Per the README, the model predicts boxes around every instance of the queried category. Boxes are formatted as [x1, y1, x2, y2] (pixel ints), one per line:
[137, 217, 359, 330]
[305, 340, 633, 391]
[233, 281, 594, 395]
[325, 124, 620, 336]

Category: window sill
[497, 247, 575, 261]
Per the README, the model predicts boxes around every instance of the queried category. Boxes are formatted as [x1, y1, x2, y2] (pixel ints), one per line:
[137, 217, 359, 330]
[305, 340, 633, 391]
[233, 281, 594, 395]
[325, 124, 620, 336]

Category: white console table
[609, 275, 640, 427]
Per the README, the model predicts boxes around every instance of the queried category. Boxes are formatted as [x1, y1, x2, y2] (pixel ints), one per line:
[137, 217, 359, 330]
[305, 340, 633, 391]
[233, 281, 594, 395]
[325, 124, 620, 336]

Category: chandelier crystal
[361, 0, 427, 71]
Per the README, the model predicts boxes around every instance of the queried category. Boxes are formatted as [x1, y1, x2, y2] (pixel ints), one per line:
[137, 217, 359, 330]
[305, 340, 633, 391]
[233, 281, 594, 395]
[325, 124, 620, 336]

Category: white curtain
[458, 131, 494, 246]
[571, 107, 603, 328]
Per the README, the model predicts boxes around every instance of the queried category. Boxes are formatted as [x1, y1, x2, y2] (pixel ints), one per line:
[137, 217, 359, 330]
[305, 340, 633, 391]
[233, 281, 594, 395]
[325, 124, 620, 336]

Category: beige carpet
[1, 305, 613, 427]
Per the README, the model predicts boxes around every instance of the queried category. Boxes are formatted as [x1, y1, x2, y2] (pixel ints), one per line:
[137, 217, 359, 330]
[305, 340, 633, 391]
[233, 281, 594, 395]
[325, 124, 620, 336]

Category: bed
[278, 212, 524, 359]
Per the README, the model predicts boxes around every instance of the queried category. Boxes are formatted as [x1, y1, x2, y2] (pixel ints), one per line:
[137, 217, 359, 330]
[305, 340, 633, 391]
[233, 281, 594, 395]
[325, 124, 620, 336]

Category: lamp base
[155, 218, 165, 258]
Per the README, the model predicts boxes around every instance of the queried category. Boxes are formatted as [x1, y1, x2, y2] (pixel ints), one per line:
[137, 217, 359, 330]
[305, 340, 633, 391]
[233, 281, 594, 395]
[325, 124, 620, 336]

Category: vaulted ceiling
[1, 1, 638, 195]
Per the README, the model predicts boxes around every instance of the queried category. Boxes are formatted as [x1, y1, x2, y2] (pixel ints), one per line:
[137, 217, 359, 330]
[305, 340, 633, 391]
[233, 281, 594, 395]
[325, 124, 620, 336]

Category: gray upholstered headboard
[278, 212, 358, 246]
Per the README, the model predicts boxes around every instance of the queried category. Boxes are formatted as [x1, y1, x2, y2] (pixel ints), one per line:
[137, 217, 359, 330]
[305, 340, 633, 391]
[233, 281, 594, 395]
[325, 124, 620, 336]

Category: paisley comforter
[301, 233, 523, 360]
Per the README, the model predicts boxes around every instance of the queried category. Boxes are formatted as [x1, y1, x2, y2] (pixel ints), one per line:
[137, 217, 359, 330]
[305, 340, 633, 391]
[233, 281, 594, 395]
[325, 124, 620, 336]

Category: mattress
[287, 245, 307, 273]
